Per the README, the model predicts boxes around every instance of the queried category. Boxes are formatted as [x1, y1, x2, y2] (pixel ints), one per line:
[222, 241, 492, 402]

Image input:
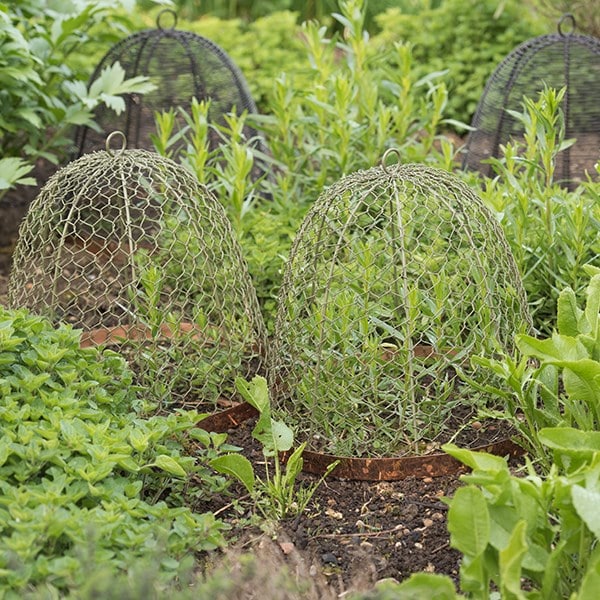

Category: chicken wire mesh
[270, 152, 532, 458]
[8, 132, 267, 413]
[74, 10, 269, 165]
[462, 14, 600, 188]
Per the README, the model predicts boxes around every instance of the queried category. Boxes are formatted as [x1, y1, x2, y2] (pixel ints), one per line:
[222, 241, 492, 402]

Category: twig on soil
[312, 526, 403, 539]
[431, 541, 450, 554]
[213, 494, 251, 517]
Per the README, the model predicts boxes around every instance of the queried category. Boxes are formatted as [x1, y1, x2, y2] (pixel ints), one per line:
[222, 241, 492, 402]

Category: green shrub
[524, 0, 600, 38]
[0, 1, 156, 198]
[476, 87, 600, 333]
[0, 307, 232, 595]
[372, 0, 544, 125]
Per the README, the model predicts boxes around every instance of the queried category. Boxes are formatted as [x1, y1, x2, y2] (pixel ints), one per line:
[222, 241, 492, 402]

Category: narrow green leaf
[443, 443, 507, 472]
[584, 275, 600, 340]
[577, 552, 600, 600]
[499, 520, 528, 599]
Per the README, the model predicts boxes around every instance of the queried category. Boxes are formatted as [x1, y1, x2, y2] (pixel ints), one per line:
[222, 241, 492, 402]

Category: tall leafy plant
[469, 268, 600, 468]
[372, 0, 543, 125]
[0, 1, 157, 199]
[478, 87, 600, 333]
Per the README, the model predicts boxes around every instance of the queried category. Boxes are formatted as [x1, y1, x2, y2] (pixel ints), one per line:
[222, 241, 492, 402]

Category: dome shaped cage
[462, 14, 600, 188]
[73, 10, 269, 168]
[270, 153, 531, 459]
[8, 132, 267, 413]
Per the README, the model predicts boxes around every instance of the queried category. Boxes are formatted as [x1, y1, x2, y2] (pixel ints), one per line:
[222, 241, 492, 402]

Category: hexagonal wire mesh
[462, 14, 600, 188]
[8, 132, 267, 413]
[73, 9, 269, 172]
[270, 151, 532, 458]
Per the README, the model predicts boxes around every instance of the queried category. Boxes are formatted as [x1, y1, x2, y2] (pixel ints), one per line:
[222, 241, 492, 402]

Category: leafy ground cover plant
[441, 439, 600, 599]
[0, 307, 239, 595]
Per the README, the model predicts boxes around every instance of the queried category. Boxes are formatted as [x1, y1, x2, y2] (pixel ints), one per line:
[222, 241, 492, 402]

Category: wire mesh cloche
[462, 14, 600, 187]
[9, 132, 267, 412]
[74, 10, 266, 159]
[270, 150, 532, 459]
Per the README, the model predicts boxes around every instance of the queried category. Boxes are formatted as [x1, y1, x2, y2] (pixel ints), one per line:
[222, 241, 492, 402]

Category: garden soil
[205, 416, 466, 595]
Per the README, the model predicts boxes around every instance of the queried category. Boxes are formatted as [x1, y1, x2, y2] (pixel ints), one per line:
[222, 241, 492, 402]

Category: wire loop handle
[157, 9, 177, 30]
[558, 13, 576, 37]
[105, 131, 127, 155]
[381, 147, 401, 174]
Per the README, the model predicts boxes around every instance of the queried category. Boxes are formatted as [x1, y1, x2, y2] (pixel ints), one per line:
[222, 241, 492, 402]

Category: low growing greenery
[0, 307, 238, 595]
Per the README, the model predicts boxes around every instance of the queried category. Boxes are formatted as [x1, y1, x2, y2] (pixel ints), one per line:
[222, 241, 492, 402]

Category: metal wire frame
[270, 152, 532, 458]
[74, 10, 269, 163]
[9, 132, 267, 412]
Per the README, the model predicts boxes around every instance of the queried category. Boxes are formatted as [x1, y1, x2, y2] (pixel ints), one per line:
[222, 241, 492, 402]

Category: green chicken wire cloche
[269, 151, 532, 459]
[8, 132, 267, 413]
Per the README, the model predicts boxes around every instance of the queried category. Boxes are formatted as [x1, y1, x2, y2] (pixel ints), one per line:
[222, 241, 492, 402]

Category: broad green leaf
[560, 360, 600, 405]
[271, 420, 294, 453]
[236, 375, 269, 414]
[443, 443, 507, 472]
[210, 454, 255, 494]
[154, 455, 187, 478]
[447, 486, 490, 556]
[88, 63, 155, 108]
[499, 520, 528, 599]
[517, 334, 587, 363]
[539, 428, 600, 453]
[0, 157, 35, 190]
[0, 438, 9, 467]
[128, 429, 149, 453]
[572, 484, 600, 539]
[384, 572, 460, 598]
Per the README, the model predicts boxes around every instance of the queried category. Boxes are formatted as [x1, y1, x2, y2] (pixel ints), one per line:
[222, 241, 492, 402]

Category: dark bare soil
[196, 415, 522, 597]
